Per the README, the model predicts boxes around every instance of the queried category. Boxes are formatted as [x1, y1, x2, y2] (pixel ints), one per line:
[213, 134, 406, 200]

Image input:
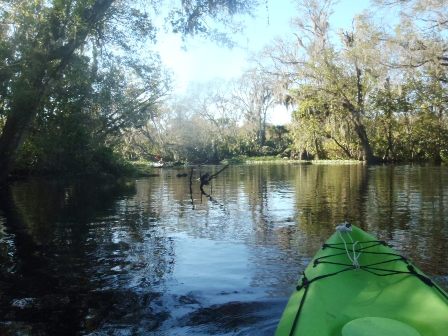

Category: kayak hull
[276, 225, 448, 336]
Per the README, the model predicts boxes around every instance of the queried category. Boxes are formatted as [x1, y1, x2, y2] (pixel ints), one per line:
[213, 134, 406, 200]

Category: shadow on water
[0, 164, 447, 335]
[0, 179, 174, 335]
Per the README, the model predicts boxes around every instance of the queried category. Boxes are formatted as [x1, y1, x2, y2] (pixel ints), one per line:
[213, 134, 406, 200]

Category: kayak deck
[276, 225, 448, 336]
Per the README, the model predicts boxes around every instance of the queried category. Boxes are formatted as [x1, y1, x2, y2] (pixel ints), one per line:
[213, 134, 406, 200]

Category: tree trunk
[257, 113, 266, 147]
[342, 103, 378, 163]
[351, 63, 378, 164]
[326, 133, 353, 159]
[353, 122, 377, 163]
[0, 86, 43, 183]
[343, 65, 379, 164]
[0, 0, 115, 185]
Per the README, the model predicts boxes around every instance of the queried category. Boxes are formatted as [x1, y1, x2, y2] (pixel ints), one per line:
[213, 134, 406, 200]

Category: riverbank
[7, 155, 444, 184]
[220, 155, 361, 165]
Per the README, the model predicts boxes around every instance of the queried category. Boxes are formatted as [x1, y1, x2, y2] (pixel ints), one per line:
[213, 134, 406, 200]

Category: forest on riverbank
[0, 0, 447, 181]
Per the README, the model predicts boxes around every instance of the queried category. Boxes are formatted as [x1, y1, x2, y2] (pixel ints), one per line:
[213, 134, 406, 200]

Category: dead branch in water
[189, 167, 195, 209]
[199, 164, 230, 190]
[186, 164, 230, 208]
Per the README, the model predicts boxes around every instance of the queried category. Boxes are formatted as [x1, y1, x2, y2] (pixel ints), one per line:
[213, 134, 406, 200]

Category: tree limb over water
[0, 0, 257, 185]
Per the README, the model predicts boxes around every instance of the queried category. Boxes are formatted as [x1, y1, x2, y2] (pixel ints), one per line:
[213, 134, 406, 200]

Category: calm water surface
[0, 164, 447, 335]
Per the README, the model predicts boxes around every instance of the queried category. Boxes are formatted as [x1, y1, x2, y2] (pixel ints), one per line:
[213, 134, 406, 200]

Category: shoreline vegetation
[7, 155, 442, 183]
[226, 156, 361, 165]
[1, 1, 448, 185]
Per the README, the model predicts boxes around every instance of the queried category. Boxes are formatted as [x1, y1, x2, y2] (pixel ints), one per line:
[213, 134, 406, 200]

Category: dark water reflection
[0, 164, 447, 335]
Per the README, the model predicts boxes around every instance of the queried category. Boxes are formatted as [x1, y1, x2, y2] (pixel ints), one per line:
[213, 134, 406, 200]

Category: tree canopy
[0, 0, 258, 182]
[1, 0, 448, 181]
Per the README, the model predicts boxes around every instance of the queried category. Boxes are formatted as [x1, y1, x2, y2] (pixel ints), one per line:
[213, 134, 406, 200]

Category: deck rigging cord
[287, 223, 448, 336]
[336, 222, 362, 269]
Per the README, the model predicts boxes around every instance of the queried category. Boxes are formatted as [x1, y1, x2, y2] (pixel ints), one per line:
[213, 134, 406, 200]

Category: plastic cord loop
[336, 223, 362, 269]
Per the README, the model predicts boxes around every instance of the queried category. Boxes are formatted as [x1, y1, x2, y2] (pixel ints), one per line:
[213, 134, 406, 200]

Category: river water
[0, 163, 447, 335]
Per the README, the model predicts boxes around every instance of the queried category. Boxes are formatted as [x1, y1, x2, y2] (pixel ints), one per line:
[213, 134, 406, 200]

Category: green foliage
[8, 34, 166, 175]
[411, 111, 448, 162]
[0, 0, 260, 180]
[273, 0, 448, 164]
[166, 0, 257, 45]
[2, 0, 448, 175]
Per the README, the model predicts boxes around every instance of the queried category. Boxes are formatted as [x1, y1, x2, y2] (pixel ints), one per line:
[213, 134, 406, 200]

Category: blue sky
[156, 0, 374, 124]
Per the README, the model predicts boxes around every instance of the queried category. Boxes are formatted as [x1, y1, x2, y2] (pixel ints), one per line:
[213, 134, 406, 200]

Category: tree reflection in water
[0, 164, 447, 335]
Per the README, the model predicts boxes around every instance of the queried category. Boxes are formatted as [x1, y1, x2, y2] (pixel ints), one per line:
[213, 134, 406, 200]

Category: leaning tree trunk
[347, 64, 379, 164]
[0, 89, 43, 183]
[0, 68, 46, 183]
[345, 103, 378, 164]
[0, 0, 115, 185]
[325, 133, 353, 159]
[353, 122, 377, 163]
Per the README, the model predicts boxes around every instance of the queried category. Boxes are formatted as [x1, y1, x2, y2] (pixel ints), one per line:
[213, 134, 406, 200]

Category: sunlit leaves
[0, 0, 260, 177]
[166, 0, 257, 45]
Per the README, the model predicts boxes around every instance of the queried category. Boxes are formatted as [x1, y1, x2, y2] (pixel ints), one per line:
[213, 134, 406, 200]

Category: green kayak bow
[276, 224, 448, 336]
